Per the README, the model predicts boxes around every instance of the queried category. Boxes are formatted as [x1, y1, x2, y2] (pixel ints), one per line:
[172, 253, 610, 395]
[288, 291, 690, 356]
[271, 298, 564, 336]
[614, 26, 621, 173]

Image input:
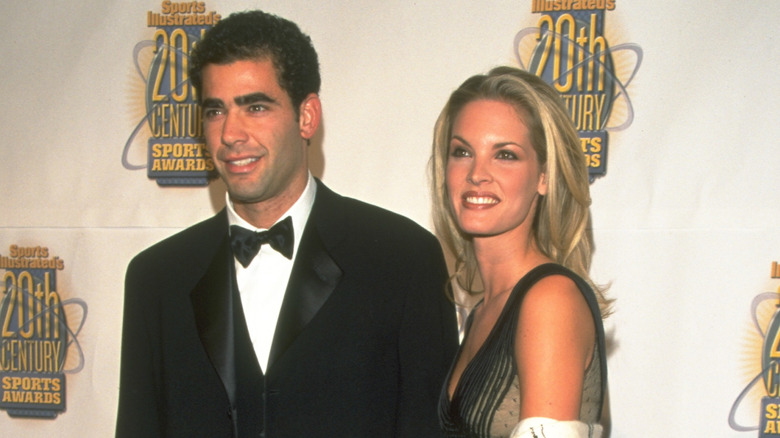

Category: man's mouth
[229, 157, 259, 167]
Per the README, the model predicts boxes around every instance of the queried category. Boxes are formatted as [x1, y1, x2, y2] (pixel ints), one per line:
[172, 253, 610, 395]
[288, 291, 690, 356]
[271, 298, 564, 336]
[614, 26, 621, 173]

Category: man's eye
[203, 108, 223, 119]
[248, 104, 267, 113]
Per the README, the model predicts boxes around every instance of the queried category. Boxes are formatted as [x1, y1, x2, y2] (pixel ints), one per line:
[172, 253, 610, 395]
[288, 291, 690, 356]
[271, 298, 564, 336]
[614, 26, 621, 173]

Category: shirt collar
[226, 173, 317, 257]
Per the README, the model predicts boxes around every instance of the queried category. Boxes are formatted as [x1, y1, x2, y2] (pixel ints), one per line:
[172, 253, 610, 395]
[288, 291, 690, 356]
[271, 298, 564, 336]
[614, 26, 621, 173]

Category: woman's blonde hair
[430, 66, 611, 316]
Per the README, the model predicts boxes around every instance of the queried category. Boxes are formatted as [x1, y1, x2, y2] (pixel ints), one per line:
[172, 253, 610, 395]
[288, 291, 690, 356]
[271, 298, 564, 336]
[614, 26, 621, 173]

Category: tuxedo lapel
[267, 227, 341, 369]
[267, 183, 344, 370]
[190, 234, 238, 407]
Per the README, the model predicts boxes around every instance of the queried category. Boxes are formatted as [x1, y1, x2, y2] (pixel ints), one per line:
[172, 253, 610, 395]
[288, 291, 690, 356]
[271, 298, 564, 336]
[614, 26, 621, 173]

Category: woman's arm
[514, 274, 596, 420]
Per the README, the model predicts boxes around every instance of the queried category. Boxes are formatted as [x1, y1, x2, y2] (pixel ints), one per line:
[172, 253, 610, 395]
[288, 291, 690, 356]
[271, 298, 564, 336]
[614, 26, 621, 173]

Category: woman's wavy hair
[430, 66, 611, 316]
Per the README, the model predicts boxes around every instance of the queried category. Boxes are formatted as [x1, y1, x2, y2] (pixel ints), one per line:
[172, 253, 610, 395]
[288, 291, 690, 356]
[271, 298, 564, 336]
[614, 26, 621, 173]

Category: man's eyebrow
[234, 92, 277, 106]
[201, 98, 224, 108]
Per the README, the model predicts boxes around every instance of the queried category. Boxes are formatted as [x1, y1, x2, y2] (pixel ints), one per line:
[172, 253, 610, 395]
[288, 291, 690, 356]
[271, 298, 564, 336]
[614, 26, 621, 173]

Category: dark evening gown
[439, 264, 607, 438]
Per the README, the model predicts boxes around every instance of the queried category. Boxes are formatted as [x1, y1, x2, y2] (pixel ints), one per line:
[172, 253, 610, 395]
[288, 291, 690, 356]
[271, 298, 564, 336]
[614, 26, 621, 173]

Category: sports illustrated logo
[0, 245, 87, 419]
[730, 262, 780, 436]
[515, 0, 642, 182]
[122, 2, 221, 186]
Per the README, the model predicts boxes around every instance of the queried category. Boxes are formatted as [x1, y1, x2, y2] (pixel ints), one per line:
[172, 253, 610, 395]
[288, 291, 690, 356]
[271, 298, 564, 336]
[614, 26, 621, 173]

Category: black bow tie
[230, 216, 294, 267]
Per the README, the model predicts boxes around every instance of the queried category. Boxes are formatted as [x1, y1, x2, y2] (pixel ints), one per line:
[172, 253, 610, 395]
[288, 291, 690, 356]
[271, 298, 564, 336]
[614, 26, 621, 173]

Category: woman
[432, 67, 611, 438]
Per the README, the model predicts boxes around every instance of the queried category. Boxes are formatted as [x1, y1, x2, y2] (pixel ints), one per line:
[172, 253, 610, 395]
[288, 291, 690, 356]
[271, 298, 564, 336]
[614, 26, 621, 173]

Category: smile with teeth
[464, 195, 499, 205]
[229, 157, 259, 167]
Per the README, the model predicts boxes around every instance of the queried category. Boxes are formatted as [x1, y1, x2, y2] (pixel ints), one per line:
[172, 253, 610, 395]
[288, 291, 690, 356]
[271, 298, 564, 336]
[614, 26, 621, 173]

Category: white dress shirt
[226, 173, 316, 372]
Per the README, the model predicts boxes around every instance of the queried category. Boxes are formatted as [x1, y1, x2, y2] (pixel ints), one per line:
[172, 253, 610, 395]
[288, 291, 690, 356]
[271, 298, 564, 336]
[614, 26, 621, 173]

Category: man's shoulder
[128, 211, 226, 274]
[315, 184, 441, 260]
[319, 184, 434, 239]
[347, 197, 430, 236]
[316, 186, 449, 295]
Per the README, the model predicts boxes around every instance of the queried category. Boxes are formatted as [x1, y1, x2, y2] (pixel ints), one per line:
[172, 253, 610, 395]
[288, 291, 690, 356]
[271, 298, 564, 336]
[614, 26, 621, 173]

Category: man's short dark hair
[189, 10, 321, 110]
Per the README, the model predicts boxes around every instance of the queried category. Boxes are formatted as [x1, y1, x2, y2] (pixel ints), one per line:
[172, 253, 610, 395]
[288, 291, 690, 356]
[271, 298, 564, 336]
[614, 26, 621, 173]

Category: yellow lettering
[768, 403, 779, 419]
[553, 14, 576, 93]
[590, 136, 602, 153]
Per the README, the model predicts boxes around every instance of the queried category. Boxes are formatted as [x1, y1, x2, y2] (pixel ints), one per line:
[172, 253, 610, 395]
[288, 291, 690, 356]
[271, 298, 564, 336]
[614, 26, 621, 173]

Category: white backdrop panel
[1, 1, 779, 436]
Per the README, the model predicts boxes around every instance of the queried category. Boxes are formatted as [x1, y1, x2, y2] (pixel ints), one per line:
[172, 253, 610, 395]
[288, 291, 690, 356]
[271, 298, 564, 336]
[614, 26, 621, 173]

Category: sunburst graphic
[122, 39, 158, 171]
[0, 271, 87, 374]
[0, 269, 87, 418]
[513, 26, 642, 133]
[121, 25, 215, 187]
[122, 37, 195, 171]
[729, 286, 780, 432]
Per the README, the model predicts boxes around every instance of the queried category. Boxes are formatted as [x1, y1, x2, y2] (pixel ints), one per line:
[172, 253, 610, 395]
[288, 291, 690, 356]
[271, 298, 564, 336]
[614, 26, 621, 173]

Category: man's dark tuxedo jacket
[115, 180, 459, 437]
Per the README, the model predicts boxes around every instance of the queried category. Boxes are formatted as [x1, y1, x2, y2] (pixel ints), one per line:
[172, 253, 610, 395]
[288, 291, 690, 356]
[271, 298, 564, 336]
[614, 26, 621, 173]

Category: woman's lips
[462, 192, 499, 208]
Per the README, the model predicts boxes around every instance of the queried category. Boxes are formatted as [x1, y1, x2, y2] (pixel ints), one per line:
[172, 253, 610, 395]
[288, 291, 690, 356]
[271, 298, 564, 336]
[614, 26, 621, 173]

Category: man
[115, 9, 458, 438]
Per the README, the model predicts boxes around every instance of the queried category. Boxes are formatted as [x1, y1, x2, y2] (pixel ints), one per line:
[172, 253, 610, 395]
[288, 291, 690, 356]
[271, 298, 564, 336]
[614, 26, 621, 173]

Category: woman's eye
[450, 146, 470, 158]
[496, 150, 518, 160]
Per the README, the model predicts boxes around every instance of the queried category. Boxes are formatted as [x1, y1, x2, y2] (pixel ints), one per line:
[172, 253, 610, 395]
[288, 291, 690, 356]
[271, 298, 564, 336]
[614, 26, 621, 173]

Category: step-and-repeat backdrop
[2, 1, 778, 436]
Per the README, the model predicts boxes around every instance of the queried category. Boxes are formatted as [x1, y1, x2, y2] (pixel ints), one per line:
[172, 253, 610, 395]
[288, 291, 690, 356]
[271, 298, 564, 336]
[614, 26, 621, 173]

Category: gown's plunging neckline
[446, 263, 557, 402]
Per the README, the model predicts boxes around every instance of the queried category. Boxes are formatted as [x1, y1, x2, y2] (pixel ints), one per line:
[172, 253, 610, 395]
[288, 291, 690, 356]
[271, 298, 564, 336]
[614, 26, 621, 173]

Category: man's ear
[299, 93, 321, 141]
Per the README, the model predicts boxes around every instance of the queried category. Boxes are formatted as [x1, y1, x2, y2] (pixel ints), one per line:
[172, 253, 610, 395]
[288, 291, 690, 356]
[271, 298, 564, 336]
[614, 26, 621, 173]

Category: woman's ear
[537, 171, 548, 196]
